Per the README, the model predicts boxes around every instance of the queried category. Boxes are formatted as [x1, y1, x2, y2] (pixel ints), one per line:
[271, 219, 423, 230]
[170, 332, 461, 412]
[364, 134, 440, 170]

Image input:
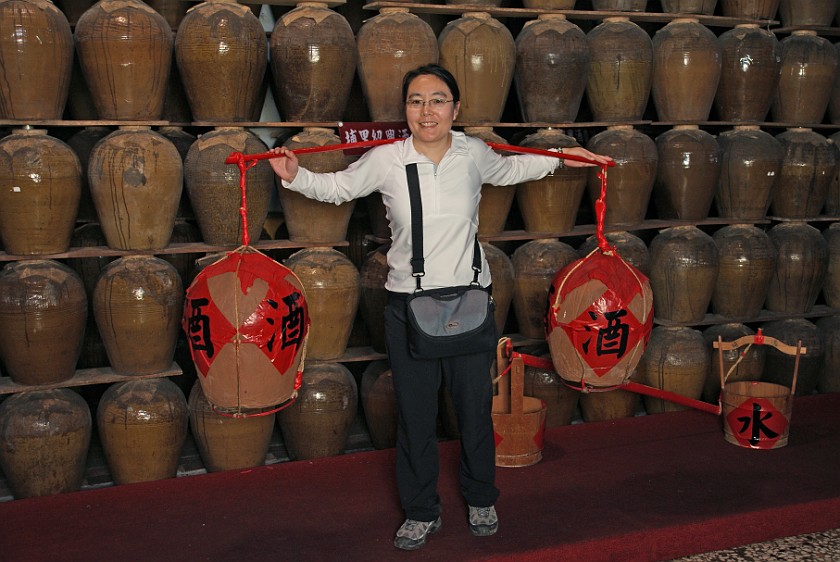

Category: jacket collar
[401, 130, 469, 165]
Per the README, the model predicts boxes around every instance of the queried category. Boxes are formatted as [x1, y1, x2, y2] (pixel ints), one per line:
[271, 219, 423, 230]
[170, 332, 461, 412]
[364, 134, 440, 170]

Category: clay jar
[772, 31, 838, 125]
[770, 128, 837, 220]
[765, 222, 827, 314]
[715, 24, 782, 123]
[585, 125, 657, 228]
[579, 384, 639, 422]
[661, 0, 717, 12]
[278, 128, 354, 244]
[439, 12, 515, 123]
[779, 0, 836, 26]
[462, 128, 516, 236]
[356, 8, 439, 122]
[815, 316, 840, 393]
[515, 14, 589, 123]
[0, 129, 82, 255]
[284, 248, 360, 361]
[359, 244, 389, 353]
[146, 0, 188, 30]
[74, 0, 172, 119]
[88, 126, 183, 251]
[66, 223, 115, 306]
[649, 226, 720, 324]
[188, 381, 274, 472]
[277, 361, 358, 460]
[637, 326, 709, 414]
[97, 379, 189, 484]
[702, 323, 764, 403]
[524, 357, 579, 427]
[0, 260, 87, 385]
[517, 128, 587, 234]
[823, 223, 840, 308]
[445, 0, 502, 6]
[828, 131, 840, 212]
[761, 318, 822, 396]
[830, 44, 840, 124]
[270, 2, 356, 122]
[158, 220, 203, 287]
[585, 17, 652, 123]
[652, 18, 721, 122]
[511, 239, 578, 340]
[0, 0, 73, 120]
[93, 256, 184, 375]
[715, 126, 783, 221]
[592, 0, 647, 9]
[578, 231, 651, 277]
[175, 0, 267, 122]
[522, 0, 575, 7]
[0, 389, 91, 499]
[158, 125, 197, 222]
[711, 225, 776, 320]
[184, 127, 273, 246]
[66, 126, 111, 223]
[360, 360, 397, 450]
[653, 125, 720, 222]
[719, 0, 780, 19]
[482, 242, 515, 335]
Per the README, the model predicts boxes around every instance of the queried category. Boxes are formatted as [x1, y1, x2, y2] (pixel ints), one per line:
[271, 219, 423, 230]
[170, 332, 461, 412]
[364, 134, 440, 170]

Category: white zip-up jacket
[281, 131, 560, 293]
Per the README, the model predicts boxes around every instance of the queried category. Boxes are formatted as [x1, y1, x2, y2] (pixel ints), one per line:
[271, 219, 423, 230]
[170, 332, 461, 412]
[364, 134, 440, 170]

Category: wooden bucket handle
[714, 331, 804, 397]
[496, 337, 512, 414]
[494, 337, 527, 415]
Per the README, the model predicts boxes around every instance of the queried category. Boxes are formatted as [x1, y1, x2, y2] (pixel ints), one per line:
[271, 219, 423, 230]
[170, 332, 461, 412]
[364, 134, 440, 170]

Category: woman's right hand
[268, 146, 299, 183]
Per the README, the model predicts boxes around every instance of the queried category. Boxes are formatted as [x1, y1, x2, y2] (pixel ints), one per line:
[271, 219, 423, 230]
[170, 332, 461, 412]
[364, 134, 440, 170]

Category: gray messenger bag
[403, 163, 498, 359]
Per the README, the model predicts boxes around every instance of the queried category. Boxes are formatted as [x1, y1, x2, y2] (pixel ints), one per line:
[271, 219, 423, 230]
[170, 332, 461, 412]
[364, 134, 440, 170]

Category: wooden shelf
[328, 346, 387, 362]
[0, 363, 183, 395]
[4, 120, 840, 133]
[0, 239, 349, 262]
[362, 3, 778, 27]
[654, 305, 840, 328]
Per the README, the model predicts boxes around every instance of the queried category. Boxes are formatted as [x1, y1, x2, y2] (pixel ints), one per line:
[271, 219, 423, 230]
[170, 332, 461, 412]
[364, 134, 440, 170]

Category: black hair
[401, 64, 461, 103]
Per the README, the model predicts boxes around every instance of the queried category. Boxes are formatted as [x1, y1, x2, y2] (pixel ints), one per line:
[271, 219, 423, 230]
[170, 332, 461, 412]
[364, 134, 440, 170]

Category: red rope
[227, 153, 261, 246]
[228, 138, 616, 252]
[224, 137, 403, 165]
[507, 350, 721, 415]
[622, 382, 722, 416]
[210, 393, 298, 419]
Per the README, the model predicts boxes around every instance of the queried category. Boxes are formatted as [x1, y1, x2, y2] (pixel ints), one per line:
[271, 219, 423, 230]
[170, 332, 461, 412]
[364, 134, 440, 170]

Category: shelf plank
[0, 363, 183, 395]
[654, 305, 840, 328]
[362, 3, 778, 27]
[365, 217, 786, 246]
[480, 218, 775, 242]
[0, 239, 349, 262]
[4, 120, 840, 131]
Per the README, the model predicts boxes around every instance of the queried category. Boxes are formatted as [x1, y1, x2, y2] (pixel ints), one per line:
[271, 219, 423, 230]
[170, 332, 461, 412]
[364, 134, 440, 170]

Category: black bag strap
[405, 163, 480, 292]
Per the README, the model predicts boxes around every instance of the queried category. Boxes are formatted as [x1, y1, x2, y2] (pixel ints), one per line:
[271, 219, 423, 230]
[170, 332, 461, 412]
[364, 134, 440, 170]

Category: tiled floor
[670, 528, 840, 561]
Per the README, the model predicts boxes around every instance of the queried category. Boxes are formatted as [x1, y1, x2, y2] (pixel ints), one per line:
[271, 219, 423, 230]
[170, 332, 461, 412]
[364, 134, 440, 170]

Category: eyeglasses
[405, 98, 455, 110]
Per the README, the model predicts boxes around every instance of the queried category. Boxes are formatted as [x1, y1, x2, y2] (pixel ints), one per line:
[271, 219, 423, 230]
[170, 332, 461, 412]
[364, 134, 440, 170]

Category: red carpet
[1, 393, 838, 562]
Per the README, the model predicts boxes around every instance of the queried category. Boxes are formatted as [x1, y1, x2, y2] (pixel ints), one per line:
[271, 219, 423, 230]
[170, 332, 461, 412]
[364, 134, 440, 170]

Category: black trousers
[384, 292, 499, 522]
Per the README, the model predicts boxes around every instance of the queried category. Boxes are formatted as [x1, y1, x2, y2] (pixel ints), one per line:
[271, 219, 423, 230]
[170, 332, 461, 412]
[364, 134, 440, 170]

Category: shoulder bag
[403, 163, 498, 359]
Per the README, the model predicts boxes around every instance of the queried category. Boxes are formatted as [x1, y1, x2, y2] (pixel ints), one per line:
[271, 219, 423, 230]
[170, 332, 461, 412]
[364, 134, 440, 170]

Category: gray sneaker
[393, 517, 442, 550]
[468, 505, 498, 536]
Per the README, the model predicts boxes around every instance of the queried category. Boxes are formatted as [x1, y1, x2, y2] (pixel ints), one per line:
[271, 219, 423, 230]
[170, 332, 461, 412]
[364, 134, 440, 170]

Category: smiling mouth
[419, 121, 438, 127]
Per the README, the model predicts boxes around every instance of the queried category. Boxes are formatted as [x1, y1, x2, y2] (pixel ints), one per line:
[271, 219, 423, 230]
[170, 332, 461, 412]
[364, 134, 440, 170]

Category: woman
[269, 64, 612, 551]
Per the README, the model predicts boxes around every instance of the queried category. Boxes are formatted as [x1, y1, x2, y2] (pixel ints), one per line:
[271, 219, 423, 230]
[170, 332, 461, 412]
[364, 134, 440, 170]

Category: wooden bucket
[492, 338, 547, 467]
[714, 332, 804, 450]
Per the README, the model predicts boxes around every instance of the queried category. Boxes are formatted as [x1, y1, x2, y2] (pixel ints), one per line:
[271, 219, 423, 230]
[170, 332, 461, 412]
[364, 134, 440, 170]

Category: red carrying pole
[511, 350, 722, 416]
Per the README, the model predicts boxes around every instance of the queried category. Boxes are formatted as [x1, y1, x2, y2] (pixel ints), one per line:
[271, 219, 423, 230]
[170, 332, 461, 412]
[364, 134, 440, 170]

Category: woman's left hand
[560, 146, 614, 168]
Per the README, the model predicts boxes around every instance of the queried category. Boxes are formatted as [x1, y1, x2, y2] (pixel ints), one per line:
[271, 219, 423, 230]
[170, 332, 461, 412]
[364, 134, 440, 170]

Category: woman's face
[404, 74, 460, 146]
